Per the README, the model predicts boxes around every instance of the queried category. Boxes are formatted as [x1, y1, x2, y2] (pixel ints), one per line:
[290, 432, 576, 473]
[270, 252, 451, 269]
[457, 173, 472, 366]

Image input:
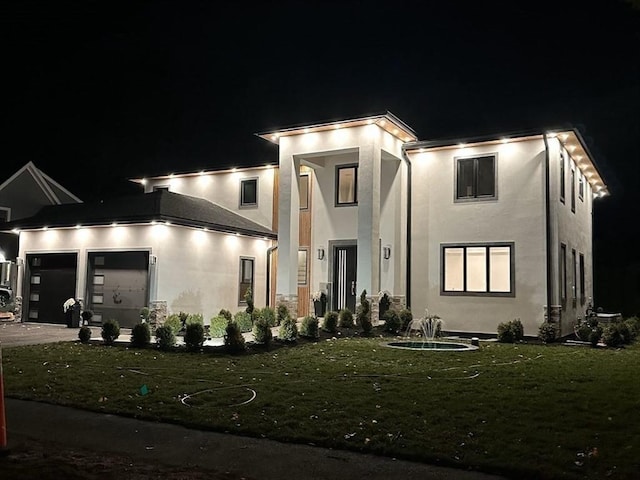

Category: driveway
[0, 321, 98, 347]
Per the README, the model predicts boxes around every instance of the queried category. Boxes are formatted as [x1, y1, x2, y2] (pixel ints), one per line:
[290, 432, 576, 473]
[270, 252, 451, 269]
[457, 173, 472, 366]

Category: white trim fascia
[29, 164, 60, 204]
[0, 161, 35, 194]
[38, 169, 83, 203]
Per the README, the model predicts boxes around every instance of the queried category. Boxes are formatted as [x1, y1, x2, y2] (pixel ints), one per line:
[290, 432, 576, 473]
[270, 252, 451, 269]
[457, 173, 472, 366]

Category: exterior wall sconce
[317, 247, 325, 260]
[383, 245, 391, 260]
[149, 254, 157, 265]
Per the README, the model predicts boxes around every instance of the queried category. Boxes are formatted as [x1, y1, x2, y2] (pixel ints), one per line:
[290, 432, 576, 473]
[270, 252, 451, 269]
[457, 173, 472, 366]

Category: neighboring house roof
[2, 190, 276, 239]
[0, 161, 82, 205]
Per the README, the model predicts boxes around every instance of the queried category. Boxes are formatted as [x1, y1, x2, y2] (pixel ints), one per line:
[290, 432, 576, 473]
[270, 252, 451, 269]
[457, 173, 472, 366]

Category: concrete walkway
[1, 322, 507, 479]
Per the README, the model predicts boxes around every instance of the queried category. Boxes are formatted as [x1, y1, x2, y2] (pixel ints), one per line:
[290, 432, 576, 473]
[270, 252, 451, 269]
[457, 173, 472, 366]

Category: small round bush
[575, 324, 592, 342]
[78, 326, 92, 344]
[184, 322, 205, 351]
[624, 316, 640, 343]
[510, 318, 524, 341]
[260, 306, 277, 327]
[322, 311, 338, 333]
[399, 309, 413, 330]
[338, 308, 354, 328]
[186, 313, 204, 326]
[234, 311, 253, 333]
[131, 322, 151, 348]
[139, 307, 150, 322]
[164, 314, 182, 335]
[219, 309, 233, 322]
[252, 317, 273, 345]
[383, 310, 401, 334]
[224, 321, 246, 353]
[101, 319, 120, 346]
[300, 316, 319, 339]
[155, 325, 176, 351]
[602, 323, 625, 348]
[277, 304, 289, 326]
[209, 315, 229, 338]
[497, 321, 515, 343]
[538, 322, 557, 343]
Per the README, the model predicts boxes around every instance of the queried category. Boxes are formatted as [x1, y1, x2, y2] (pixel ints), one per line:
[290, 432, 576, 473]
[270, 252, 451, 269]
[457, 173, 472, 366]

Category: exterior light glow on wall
[383, 245, 391, 260]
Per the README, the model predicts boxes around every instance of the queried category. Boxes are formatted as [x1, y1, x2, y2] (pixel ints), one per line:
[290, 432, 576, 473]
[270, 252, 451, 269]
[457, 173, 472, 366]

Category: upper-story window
[560, 151, 566, 203]
[571, 168, 576, 213]
[336, 164, 357, 206]
[578, 174, 584, 201]
[240, 178, 258, 208]
[0, 207, 10, 223]
[455, 155, 496, 201]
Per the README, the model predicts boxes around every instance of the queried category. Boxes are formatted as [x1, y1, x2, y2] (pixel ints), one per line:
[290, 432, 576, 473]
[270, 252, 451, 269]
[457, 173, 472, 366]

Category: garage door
[87, 251, 149, 328]
[26, 253, 78, 324]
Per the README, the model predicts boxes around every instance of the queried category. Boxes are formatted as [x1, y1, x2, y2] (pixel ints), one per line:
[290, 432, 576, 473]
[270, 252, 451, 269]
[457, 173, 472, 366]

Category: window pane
[560, 153, 565, 201]
[241, 179, 257, 205]
[239, 258, 254, 304]
[476, 156, 495, 197]
[337, 166, 356, 204]
[444, 248, 464, 291]
[560, 244, 567, 300]
[489, 246, 511, 292]
[297, 250, 308, 285]
[571, 169, 576, 212]
[466, 247, 487, 292]
[299, 175, 309, 210]
[457, 158, 474, 198]
[241, 259, 253, 282]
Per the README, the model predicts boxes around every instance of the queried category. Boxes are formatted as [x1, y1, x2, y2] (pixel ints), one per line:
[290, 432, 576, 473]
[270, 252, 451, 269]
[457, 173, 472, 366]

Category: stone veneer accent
[150, 300, 167, 326]
[276, 294, 298, 319]
[373, 294, 406, 324]
[14, 295, 23, 322]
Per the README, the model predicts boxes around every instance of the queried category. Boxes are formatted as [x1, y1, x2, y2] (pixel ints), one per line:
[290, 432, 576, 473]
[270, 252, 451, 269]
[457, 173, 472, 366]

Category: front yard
[3, 336, 640, 479]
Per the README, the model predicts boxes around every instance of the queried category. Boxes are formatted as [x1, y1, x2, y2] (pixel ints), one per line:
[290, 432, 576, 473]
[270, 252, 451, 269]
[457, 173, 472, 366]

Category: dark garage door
[26, 253, 78, 324]
[87, 251, 149, 328]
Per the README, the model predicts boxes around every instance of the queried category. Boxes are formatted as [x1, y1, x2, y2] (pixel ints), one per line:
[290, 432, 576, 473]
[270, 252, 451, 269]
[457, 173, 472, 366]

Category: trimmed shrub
[260, 306, 277, 327]
[244, 287, 254, 314]
[101, 319, 120, 346]
[164, 314, 182, 335]
[130, 322, 151, 348]
[277, 304, 289, 326]
[575, 324, 593, 342]
[617, 321, 631, 345]
[589, 326, 603, 347]
[186, 313, 204, 326]
[184, 322, 205, 351]
[497, 318, 524, 343]
[224, 321, 246, 353]
[300, 316, 319, 339]
[356, 290, 372, 335]
[81, 310, 94, 326]
[178, 311, 189, 329]
[602, 322, 626, 348]
[234, 311, 253, 333]
[209, 315, 229, 338]
[78, 326, 92, 344]
[383, 310, 401, 334]
[139, 307, 150, 322]
[155, 325, 175, 351]
[279, 316, 298, 342]
[538, 322, 557, 343]
[399, 309, 413, 331]
[338, 308, 355, 329]
[322, 311, 338, 333]
[252, 317, 273, 345]
[624, 316, 640, 343]
[379, 292, 391, 319]
[219, 309, 233, 322]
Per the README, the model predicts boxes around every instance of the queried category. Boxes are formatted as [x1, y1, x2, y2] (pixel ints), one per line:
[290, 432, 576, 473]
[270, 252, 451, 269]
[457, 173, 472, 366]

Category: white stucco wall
[548, 138, 595, 336]
[17, 225, 271, 323]
[142, 167, 275, 229]
[408, 139, 548, 336]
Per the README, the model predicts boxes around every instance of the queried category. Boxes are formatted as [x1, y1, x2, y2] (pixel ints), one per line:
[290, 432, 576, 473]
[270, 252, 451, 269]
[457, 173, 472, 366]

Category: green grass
[3, 337, 640, 479]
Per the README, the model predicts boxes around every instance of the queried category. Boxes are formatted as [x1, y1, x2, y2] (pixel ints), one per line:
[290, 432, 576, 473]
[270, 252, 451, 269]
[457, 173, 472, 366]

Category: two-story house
[3, 113, 607, 336]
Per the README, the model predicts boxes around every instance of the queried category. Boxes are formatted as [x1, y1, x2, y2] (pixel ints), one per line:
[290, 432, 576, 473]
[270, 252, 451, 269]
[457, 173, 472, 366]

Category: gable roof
[0, 161, 82, 204]
[2, 190, 276, 239]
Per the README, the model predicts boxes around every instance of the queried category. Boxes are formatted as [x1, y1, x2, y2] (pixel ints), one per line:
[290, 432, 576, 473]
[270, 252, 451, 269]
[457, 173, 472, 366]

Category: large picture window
[240, 178, 258, 207]
[441, 243, 514, 296]
[455, 155, 496, 201]
[336, 165, 357, 205]
[238, 257, 254, 305]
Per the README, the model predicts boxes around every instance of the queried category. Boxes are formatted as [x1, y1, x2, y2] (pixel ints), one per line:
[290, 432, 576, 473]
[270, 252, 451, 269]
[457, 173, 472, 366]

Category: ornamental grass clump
[299, 315, 319, 339]
[184, 322, 205, 352]
[130, 322, 151, 348]
[101, 319, 120, 346]
[322, 311, 338, 333]
[155, 325, 175, 351]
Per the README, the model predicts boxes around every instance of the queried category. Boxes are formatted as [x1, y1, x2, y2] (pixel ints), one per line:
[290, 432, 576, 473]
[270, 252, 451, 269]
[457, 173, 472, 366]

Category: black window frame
[335, 164, 358, 206]
[454, 154, 497, 202]
[240, 177, 258, 208]
[571, 168, 576, 213]
[572, 248, 577, 305]
[440, 242, 515, 297]
[560, 243, 567, 303]
[579, 253, 586, 305]
[578, 173, 584, 201]
[560, 151, 566, 204]
[238, 256, 255, 305]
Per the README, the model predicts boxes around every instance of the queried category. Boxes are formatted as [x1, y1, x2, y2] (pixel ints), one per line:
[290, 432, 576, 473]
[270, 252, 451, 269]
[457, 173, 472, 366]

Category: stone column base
[276, 294, 298, 319]
[150, 300, 168, 326]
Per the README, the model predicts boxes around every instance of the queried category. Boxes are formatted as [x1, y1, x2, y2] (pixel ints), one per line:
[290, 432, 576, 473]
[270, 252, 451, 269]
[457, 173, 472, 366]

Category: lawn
[3, 335, 640, 479]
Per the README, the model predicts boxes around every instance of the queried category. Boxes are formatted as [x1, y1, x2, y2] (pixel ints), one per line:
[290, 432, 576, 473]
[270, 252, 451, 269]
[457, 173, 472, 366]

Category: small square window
[29, 310, 39, 319]
[30, 293, 40, 302]
[297, 249, 308, 285]
[92, 294, 104, 304]
[240, 178, 258, 207]
[336, 165, 357, 205]
[0, 207, 10, 223]
[31, 275, 41, 285]
[93, 275, 105, 285]
[455, 155, 496, 201]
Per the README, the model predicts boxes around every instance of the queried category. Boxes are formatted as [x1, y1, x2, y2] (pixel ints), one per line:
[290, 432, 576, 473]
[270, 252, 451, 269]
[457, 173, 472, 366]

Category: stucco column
[276, 153, 300, 315]
[357, 144, 381, 297]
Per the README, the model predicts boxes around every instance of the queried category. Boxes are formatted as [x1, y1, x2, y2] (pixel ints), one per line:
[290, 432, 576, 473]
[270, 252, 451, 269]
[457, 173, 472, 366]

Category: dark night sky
[3, 0, 639, 311]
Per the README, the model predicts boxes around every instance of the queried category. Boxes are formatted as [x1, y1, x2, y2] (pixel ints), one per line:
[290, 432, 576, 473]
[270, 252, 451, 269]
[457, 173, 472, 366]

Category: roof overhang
[404, 127, 609, 198]
[256, 111, 418, 145]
